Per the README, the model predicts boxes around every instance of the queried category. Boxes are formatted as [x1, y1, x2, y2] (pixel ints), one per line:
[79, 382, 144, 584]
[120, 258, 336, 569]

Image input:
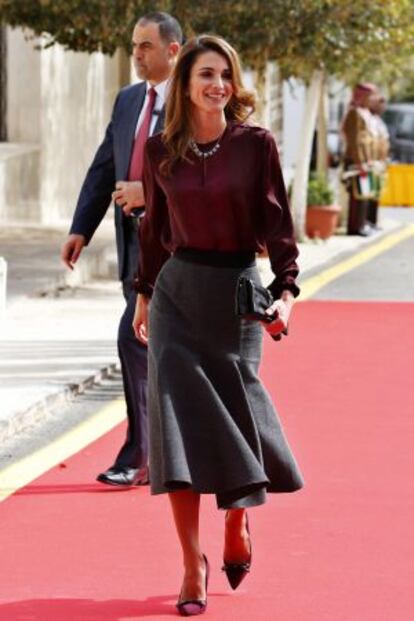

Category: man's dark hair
[138, 12, 183, 44]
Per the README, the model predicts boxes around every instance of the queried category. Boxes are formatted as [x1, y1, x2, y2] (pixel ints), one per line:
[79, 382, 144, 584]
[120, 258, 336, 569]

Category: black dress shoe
[96, 465, 149, 487]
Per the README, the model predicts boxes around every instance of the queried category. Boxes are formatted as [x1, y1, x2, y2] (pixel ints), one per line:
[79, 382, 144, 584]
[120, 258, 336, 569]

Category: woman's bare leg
[169, 489, 207, 601]
[223, 508, 251, 562]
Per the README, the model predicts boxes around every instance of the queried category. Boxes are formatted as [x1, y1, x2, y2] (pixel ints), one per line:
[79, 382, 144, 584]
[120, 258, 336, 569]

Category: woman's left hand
[132, 294, 150, 345]
[263, 291, 294, 339]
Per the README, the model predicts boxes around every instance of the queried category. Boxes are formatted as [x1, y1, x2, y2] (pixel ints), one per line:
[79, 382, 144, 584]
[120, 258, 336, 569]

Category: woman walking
[133, 35, 303, 616]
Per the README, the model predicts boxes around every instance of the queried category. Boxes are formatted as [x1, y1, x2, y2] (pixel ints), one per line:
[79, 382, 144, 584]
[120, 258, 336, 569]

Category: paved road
[313, 233, 414, 301]
[0, 223, 115, 301]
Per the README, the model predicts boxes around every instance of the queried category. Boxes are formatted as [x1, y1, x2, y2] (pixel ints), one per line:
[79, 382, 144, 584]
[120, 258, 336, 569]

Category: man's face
[131, 22, 174, 84]
[371, 96, 386, 115]
[359, 90, 377, 109]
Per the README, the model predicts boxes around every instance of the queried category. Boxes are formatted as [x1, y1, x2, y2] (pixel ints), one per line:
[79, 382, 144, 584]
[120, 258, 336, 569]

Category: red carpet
[1, 301, 413, 621]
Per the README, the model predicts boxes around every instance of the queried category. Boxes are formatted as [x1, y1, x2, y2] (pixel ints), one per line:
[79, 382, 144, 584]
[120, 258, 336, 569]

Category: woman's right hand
[133, 294, 150, 345]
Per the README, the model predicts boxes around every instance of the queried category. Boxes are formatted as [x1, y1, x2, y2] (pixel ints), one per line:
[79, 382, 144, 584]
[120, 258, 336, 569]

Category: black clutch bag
[236, 277, 275, 323]
[235, 277, 288, 340]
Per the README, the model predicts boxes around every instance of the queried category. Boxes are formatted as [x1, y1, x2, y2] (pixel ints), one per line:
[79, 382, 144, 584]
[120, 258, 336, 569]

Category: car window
[383, 110, 401, 128]
[395, 113, 414, 140]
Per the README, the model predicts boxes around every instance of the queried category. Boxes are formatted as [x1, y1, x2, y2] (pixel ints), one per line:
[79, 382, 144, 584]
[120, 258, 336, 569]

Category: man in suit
[61, 12, 182, 486]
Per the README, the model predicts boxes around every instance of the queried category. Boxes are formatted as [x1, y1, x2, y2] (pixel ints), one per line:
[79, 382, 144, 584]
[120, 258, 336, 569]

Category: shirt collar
[147, 79, 168, 108]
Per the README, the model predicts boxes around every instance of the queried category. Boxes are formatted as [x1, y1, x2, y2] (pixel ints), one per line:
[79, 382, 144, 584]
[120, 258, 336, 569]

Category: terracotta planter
[306, 204, 341, 239]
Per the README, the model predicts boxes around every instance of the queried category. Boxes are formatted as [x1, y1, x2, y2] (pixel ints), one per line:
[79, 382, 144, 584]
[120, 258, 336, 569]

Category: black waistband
[174, 247, 256, 268]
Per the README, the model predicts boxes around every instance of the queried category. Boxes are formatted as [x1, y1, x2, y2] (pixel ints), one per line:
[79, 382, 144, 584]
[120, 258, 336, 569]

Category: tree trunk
[0, 25, 7, 141]
[251, 51, 268, 124]
[118, 46, 131, 88]
[291, 69, 324, 240]
[316, 73, 328, 178]
[263, 61, 284, 154]
[254, 65, 266, 123]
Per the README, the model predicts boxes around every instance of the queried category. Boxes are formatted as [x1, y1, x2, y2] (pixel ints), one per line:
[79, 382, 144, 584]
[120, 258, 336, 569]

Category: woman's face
[188, 50, 234, 115]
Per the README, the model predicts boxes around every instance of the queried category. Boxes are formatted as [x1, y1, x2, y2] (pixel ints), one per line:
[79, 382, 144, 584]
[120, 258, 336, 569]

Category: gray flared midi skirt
[148, 253, 304, 509]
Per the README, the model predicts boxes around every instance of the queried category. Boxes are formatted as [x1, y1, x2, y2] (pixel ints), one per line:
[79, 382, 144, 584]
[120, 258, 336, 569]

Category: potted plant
[306, 174, 341, 239]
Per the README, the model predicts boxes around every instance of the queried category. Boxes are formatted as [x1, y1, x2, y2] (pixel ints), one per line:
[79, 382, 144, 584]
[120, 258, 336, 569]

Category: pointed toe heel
[222, 513, 252, 590]
[176, 554, 209, 617]
[222, 563, 250, 591]
[221, 561, 250, 590]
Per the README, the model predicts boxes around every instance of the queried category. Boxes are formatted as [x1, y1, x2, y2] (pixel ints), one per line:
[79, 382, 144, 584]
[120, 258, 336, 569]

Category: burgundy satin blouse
[135, 122, 300, 298]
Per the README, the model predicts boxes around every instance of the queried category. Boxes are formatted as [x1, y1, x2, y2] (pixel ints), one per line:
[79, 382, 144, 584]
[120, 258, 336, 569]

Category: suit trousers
[112, 223, 148, 469]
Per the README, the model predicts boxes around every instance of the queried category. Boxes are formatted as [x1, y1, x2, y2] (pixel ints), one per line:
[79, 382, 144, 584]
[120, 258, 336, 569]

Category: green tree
[0, 0, 156, 53]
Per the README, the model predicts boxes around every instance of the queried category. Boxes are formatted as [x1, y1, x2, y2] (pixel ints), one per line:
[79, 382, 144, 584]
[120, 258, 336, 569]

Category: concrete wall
[4, 27, 121, 225]
[39, 45, 120, 223]
[7, 28, 41, 144]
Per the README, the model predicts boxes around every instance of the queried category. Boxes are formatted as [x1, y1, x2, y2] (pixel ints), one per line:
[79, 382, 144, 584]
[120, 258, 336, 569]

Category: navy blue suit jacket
[70, 81, 165, 281]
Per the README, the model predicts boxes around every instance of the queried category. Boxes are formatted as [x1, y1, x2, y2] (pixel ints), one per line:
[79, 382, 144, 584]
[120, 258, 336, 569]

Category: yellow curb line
[0, 399, 125, 503]
[299, 224, 414, 301]
[1, 224, 414, 503]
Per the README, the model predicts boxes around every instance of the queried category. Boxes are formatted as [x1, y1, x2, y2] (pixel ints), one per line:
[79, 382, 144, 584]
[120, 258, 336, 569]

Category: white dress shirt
[135, 79, 169, 137]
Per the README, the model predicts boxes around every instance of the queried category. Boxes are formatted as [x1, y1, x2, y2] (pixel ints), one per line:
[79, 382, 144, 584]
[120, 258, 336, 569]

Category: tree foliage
[0, 0, 153, 53]
[276, 0, 413, 83]
[0, 0, 412, 85]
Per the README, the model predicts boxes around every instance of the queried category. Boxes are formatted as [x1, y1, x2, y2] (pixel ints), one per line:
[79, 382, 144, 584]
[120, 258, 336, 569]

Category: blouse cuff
[267, 278, 300, 300]
[133, 277, 154, 297]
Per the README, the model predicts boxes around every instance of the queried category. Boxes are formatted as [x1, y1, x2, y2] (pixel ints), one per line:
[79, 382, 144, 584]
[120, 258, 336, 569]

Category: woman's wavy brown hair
[160, 34, 256, 176]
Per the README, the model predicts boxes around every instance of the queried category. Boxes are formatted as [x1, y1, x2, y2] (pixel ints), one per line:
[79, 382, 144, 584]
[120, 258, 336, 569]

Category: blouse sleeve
[133, 142, 171, 297]
[261, 131, 300, 299]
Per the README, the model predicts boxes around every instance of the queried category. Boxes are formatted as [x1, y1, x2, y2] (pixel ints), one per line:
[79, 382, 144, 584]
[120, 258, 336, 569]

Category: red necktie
[128, 87, 157, 181]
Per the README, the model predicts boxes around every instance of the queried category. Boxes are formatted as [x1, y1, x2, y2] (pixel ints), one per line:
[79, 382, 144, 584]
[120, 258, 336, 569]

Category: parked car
[383, 103, 414, 163]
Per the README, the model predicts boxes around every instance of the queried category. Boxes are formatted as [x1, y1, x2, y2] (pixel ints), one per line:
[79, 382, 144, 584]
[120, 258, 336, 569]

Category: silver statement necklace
[189, 126, 226, 159]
